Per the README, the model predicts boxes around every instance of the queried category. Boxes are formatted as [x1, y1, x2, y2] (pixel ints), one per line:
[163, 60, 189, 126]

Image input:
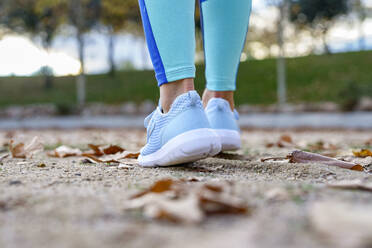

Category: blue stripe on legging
[138, 0, 167, 84]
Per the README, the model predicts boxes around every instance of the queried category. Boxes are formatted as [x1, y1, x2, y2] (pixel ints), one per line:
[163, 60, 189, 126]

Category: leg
[199, 0, 252, 110]
[200, 0, 252, 151]
[137, 0, 221, 166]
[138, 0, 196, 113]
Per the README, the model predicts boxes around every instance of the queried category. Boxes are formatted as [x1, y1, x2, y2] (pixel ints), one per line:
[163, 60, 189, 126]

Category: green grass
[0, 51, 371, 108]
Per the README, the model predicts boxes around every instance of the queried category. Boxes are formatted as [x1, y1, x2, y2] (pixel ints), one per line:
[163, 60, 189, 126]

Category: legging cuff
[206, 81, 236, 91]
[157, 66, 196, 86]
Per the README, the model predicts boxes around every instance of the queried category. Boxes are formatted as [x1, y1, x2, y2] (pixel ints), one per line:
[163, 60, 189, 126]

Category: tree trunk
[322, 27, 331, 55]
[44, 74, 53, 90]
[108, 30, 116, 77]
[358, 18, 365, 51]
[44, 44, 54, 90]
[276, 0, 288, 108]
[77, 31, 86, 107]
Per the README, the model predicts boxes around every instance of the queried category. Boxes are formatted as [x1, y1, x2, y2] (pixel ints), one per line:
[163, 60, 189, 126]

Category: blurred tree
[265, 0, 289, 107]
[67, 0, 100, 107]
[0, 0, 11, 38]
[351, 0, 367, 50]
[2, 0, 65, 89]
[36, 0, 100, 106]
[289, 0, 350, 54]
[100, 0, 139, 76]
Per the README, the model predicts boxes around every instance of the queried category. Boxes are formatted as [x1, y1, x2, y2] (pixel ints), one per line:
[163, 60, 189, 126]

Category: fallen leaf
[9, 137, 43, 158]
[103, 145, 125, 154]
[288, 150, 364, 171]
[131, 179, 174, 199]
[261, 150, 364, 171]
[353, 149, 372, 158]
[266, 134, 295, 148]
[48, 145, 82, 158]
[87, 144, 104, 156]
[10, 142, 25, 158]
[125, 179, 249, 223]
[83, 151, 140, 163]
[280, 134, 293, 144]
[49, 144, 139, 164]
[86, 144, 125, 156]
[328, 180, 372, 192]
[123, 152, 140, 159]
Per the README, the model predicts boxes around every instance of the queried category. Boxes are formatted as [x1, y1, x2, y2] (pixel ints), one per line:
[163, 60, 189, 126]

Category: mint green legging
[138, 0, 252, 91]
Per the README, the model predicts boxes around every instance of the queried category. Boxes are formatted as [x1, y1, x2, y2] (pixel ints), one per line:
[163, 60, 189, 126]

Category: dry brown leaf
[125, 179, 249, 223]
[123, 152, 140, 159]
[87, 144, 104, 156]
[131, 179, 174, 199]
[266, 134, 295, 148]
[280, 134, 293, 144]
[9, 137, 43, 158]
[49, 143, 138, 163]
[328, 180, 372, 192]
[86, 144, 125, 156]
[103, 145, 125, 154]
[83, 151, 140, 163]
[353, 149, 372, 158]
[9, 142, 24, 158]
[48, 145, 82, 158]
[288, 150, 364, 171]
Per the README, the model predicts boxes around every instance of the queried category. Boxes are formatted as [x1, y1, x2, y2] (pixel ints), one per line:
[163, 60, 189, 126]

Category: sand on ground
[0, 128, 372, 248]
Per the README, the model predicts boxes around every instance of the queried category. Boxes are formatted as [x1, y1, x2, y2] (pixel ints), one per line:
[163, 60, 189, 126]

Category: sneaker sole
[214, 129, 241, 151]
[138, 128, 221, 167]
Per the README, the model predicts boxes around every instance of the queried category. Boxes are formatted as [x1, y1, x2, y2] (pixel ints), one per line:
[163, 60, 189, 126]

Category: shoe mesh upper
[141, 91, 204, 156]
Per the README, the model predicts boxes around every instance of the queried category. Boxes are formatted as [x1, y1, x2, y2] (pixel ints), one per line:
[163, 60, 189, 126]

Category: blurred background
[0, 0, 371, 121]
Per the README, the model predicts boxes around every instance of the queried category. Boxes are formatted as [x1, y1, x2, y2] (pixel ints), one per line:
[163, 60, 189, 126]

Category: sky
[0, 0, 371, 76]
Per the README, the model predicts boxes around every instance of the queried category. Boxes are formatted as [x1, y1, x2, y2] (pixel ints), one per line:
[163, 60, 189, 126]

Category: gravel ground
[0, 128, 372, 248]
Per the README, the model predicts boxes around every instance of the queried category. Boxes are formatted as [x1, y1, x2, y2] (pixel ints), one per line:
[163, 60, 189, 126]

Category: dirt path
[0, 129, 371, 248]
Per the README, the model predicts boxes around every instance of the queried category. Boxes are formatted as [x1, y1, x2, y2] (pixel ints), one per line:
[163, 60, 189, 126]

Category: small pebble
[37, 163, 46, 168]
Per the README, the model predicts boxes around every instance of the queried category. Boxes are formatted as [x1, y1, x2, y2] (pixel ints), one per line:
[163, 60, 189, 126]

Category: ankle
[202, 89, 235, 111]
[160, 78, 195, 113]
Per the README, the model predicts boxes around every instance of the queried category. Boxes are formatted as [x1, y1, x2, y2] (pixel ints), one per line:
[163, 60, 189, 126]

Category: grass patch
[0, 51, 371, 107]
